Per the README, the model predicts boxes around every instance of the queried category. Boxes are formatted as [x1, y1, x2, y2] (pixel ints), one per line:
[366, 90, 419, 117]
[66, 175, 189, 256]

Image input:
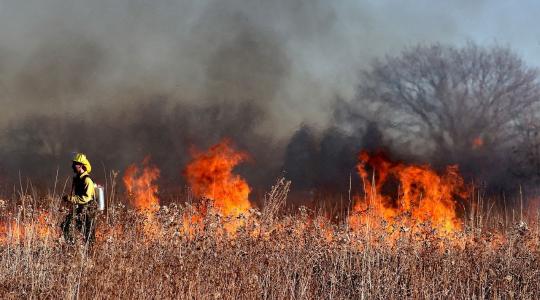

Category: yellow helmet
[72, 153, 92, 173]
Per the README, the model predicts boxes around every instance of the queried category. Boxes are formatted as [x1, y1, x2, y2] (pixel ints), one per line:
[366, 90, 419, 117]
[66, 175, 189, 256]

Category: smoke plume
[1, 0, 539, 199]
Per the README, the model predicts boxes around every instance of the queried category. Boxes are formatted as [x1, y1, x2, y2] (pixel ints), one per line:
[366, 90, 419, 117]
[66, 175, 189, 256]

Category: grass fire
[184, 139, 252, 217]
[1, 139, 540, 298]
[350, 151, 468, 235]
[1, 1, 540, 298]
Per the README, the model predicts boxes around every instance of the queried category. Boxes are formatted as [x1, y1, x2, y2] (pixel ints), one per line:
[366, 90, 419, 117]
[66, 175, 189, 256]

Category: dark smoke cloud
[0, 0, 340, 135]
[0, 0, 296, 190]
[0, 99, 277, 192]
[2, 0, 507, 132]
[281, 115, 387, 197]
[1, 0, 539, 198]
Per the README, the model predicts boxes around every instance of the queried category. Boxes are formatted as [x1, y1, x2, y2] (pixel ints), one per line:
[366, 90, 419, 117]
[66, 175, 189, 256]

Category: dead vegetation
[0, 180, 539, 299]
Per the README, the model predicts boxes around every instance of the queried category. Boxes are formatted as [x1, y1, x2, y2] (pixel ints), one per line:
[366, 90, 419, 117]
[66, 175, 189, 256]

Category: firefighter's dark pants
[61, 204, 96, 244]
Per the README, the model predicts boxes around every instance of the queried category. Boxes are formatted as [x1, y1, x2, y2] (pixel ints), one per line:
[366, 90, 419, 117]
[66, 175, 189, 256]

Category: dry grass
[0, 182, 539, 299]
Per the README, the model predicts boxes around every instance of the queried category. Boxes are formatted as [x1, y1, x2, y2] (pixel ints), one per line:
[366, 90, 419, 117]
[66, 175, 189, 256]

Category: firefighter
[61, 153, 97, 244]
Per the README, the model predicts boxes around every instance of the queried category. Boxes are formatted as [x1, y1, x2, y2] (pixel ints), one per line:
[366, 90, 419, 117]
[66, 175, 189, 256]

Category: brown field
[0, 178, 539, 299]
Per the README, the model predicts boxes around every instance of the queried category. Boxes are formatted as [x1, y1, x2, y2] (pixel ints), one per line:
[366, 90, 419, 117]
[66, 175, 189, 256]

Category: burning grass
[0, 183, 539, 299]
[350, 151, 469, 237]
[0, 144, 539, 298]
[184, 139, 252, 217]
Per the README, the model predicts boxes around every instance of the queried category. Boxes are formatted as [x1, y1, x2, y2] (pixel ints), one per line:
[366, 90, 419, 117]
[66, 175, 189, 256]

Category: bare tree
[511, 113, 540, 181]
[356, 43, 540, 162]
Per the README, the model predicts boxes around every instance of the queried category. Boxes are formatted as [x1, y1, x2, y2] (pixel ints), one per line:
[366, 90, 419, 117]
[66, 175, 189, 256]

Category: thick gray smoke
[1, 0, 539, 197]
[0, 0, 345, 137]
[0, 0, 308, 189]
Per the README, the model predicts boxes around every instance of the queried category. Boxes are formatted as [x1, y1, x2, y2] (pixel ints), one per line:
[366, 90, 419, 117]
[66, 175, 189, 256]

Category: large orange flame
[123, 157, 160, 213]
[350, 151, 468, 234]
[184, 139, 251, 217]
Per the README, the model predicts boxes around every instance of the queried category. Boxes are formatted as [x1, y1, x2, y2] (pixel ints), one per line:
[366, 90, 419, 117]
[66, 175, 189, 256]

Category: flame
[184, 139, 252, 217]
[180, 212, 203, 238]
[472, 137, 484, 149]
[123, 157, 162, 237]
[0, 212, 52, 244]
[35, 212, 51, 239]
[123, 156, 160, 213]
[0, 220, 24, 243]
[350, 151, 468, 234]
